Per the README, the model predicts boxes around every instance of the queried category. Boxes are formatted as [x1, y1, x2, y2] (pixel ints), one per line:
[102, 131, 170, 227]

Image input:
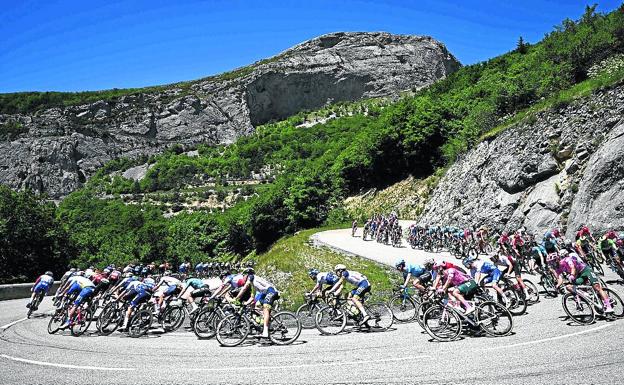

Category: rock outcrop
[0, 32, 460, 198]
[418, 84, 624, 237]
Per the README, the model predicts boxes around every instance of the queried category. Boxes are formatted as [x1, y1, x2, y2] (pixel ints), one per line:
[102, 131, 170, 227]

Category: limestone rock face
[0, 32, 460, 198]
[418, 85, 624, 236]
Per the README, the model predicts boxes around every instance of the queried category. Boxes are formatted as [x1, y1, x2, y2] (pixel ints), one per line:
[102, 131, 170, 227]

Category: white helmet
[334, 264, 347, 272]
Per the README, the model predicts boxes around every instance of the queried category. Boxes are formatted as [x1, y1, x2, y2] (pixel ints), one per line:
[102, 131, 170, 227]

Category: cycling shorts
[351, 280, 371, 298]
[483, 269, 503, 284]
[576, 266, 598, 285]
[191, 287, 212, 299]
[123, 289, 138, 302]
[67, 282, 83, 297]
[130, 290, 152, 308]
[74, 286, 95, 306]
[33, 281, 51, 294]
[457, 280, 478, 297]
[163, 285, 180, 297]
[255, 287, 279, 307]
[414, 272, 431, 285]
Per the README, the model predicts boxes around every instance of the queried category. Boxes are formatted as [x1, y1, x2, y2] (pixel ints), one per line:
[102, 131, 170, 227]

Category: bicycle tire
[97, 303, 122, 335]
[314, 305, 347, 335]
[422, 305, 462, 342]
[562, 293, 595, 325]
[476, 301, 513, 337]
[269, 311, 301, 345]
[503, 288, 527, 316]
[193, 307, 222, 339]
[128, 309, 153, 338]
[365, 302, 394, 331]
[540, 275, 558, 298]
[523, 279, 540, 304]
[295, 303, 321, 329]
[163, 305, 185, 332]
[216, 313, 250, 347]
[388, 294, 417, 322]
[70, 307, 93, 337]
[47, 310, 65, 334]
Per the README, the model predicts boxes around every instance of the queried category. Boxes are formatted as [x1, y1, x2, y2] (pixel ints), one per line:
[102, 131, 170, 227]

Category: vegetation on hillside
[2, 6, 624, 283]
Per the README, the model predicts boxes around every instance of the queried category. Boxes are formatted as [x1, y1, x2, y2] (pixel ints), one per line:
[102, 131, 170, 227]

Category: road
[1, 226, 623, 384]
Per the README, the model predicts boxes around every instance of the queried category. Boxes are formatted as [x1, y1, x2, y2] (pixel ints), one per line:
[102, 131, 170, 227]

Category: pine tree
[516, 36, 528, 54]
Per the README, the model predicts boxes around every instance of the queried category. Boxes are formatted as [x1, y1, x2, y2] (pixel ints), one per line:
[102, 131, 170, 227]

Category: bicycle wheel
[97, 303, 122, 335]
[388, 294, 417, 322]
[503, 288, 527, 316]
[416, 300, 433, 328]
[562, 293, 595, 325]
[366, 302, 394, 331]
[216, 313, 250, 347]
[295, 303, 320, 329]
[128, 309, 153, 338]
[540, 275, 558, 298]
[523, 279, 540, 304]
[193, 308, 222, 339]
[604, 288, 624, 318]
[476, 301, 513, 337]
[593, 262, 605, 276]
[162, 305, 185, 332]
[269, 311, 301, 345]
[70, 307, 93, 337]
[422, 305, 462, 342]
[315, 305, 347, 335]
[47, 310, 65, 334]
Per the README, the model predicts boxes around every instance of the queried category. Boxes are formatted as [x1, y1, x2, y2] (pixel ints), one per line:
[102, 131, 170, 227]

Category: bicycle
[387, 286, 418, 322]
[561, 283, 624, 325]
[422, 293, 513, 342]
[216, 304, 301, 347]
[27, 290, 46, 318]
[67, 300, 95, 337]
[315, 293, 393, 335]
[192, 298, 229, 339]
[295, 293, 326, 329]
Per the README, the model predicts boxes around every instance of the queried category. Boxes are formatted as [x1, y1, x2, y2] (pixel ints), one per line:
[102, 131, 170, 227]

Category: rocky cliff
[418, 84, 624, 237]
[0, 32, 460, 198]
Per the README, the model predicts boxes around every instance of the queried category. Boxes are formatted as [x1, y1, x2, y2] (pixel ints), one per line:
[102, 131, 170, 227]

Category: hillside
[0, 32, 459, 198]
[2, 6, 623, 282]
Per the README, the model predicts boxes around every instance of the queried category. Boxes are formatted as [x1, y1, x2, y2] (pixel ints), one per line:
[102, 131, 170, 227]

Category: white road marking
[485, 323, 614, 351]
[0, 317, 27, 330]
[0, 354, 134, 371]
[188, 354, 431, 371]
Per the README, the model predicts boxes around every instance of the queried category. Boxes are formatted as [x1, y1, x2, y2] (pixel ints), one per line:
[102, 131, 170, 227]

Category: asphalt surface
[1, 226, 624, 385]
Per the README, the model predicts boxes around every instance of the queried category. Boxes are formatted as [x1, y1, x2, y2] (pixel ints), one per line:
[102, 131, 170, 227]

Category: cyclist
[120, 276, 156, 331]
[326, 264, 371, 325]
[464, 257, 507, 306]
[195, 262, 204, 277]
[395, 259, 431, 292]
[599, 231, 623, 271]
[492, 252, 528, 296]
[209, 272, 247, 301]
[27, 271, 54, 310]
[153, 272, 183, 312]
[307, 269, 339, 297]
[553, 249, 613, 313]
[431, 262, 477, 314]
[53, 268, 76, 300]
[528, 243, 548, 272]
[234, 268, 279, 339]
[179, 277, 211, 314]
[60, 275, 96, 329]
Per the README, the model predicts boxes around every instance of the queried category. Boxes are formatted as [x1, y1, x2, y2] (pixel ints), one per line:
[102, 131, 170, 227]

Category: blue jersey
[316, 272, 338, 287]
[404, 264, 426, 278]
[185, 278, 205, 289]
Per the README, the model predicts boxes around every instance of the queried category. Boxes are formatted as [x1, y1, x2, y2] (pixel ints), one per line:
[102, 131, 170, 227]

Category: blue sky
[0, 0, 621, 92]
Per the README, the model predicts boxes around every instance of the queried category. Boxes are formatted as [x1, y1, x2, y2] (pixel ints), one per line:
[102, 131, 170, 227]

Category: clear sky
[0, 0, 621, 92]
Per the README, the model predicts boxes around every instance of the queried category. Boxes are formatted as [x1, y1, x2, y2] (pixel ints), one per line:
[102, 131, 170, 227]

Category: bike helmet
[243, 267, 255, 275]
[69, 268, 77, 273]
[462, 258, 475, 269]
[308, 268, 319, 278]
[564, 238, 573, 248]
[395, 259, 406, 269]
[547, 252, 560, 266]
[123, 272, 134, 278]
[76, 270, 85, 276]
[606, 230, 617, 239]
[432, 262, 445, 271]
[423, 258, 434, 268]
[45, 271, 53, 277]
[334, 264, 346, 272]
[558, 249, 569, 258]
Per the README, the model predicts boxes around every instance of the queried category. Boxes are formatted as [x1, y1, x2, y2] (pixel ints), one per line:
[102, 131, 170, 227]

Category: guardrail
[0, 282, 61, 301]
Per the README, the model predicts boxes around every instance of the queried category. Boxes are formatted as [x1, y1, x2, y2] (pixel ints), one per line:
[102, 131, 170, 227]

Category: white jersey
[202, 278, 222, 291]
[342, 270, 367, 286]
[70, 276, 95, 288]
[250, 275, 275, 294]
[126, 281, 142, 291]
[158, 276, 181, 287]
[39, 274, 54, 285]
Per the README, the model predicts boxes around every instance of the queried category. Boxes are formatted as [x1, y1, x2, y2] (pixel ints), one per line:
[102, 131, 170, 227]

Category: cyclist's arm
[235, 281, 252, 302]
[402, 273, 412, 287]
[309, 283, 321, 294]
[327, 277, 344, 295]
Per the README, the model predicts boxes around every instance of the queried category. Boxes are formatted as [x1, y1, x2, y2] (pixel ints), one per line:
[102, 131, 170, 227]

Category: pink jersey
[556, 254, 586, 276]
[443, 268, 471, 287]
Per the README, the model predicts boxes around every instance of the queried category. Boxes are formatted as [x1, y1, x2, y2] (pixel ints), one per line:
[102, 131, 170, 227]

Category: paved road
[1, 227, 623, 384]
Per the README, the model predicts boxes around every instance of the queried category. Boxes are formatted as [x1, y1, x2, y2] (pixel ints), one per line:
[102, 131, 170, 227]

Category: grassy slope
[254, 227, 398, 310]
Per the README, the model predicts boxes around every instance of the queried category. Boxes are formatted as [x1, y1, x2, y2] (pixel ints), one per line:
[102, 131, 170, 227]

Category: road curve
[0, 226, 623, 384]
